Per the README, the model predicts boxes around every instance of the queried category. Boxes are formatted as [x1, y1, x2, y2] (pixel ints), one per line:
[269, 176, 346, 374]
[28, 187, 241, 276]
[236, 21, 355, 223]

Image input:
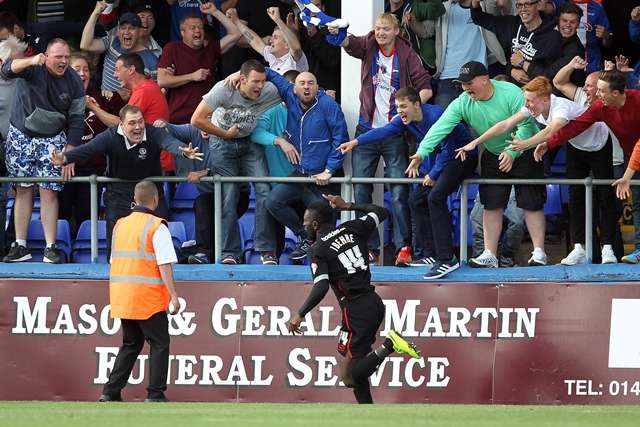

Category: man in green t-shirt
[405, 61, 547, 268]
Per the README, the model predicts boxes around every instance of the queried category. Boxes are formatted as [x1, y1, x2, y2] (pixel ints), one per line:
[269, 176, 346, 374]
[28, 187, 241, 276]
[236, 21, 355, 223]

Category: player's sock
[352, 380, 373, 404]
[350, 352, 383, 381]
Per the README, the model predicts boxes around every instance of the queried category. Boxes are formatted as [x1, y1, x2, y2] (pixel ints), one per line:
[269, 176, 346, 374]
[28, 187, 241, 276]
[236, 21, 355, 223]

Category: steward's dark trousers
[102, 311, 170, 399]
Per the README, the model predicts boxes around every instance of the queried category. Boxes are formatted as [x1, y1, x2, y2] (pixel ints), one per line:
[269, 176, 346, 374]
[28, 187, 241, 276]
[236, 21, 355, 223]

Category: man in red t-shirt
[90, 52, 174, 172]
[539, 70, 640, 198]
[157, 1, 239, 124]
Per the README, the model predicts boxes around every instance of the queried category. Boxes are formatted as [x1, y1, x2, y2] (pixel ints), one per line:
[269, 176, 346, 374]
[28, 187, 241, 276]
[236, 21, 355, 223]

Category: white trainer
[601, 244, 617, 264]
[528, 247, 547, 266]
[468, 249, 498, 268]
[561, 244, 586, 266]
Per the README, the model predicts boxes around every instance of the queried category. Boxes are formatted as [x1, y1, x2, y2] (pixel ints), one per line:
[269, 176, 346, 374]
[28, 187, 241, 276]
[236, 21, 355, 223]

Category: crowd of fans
[0, 0, 639, 279]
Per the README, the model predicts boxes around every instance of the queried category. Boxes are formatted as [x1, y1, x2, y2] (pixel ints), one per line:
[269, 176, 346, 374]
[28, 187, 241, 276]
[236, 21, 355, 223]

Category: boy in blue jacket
[338, 87, 475, 279]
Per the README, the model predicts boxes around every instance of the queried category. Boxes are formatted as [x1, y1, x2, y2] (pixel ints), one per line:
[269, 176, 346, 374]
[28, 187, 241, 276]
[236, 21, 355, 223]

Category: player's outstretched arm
[323, 194, 388, 223]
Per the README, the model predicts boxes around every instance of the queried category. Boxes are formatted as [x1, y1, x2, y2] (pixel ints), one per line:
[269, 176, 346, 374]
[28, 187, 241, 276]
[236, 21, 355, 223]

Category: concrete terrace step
[0, 263, 638, 283]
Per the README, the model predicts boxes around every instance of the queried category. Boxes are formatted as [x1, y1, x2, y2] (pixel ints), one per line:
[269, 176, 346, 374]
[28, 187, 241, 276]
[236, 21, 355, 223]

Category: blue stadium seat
[169, 183, 198, 241]
[244, 249, 262, 264]
[171, 182, 199, 209]
[27, 219, 72, 262]
[448, 184, 477, 248]
[449, 183, 479, 212]
[284, 227, 297, 251]
[550, 145, 566, 177]
[560, 184, 570, 205]
[72, 220, 108, 263]
[544, 184, 562, 216]
[238, 211, 255, 251]
[452, 210, 473, 249]
[248, 184, 256, 211]
[163, 182, 173, 208]
[169, 211, 195, 241]
[168, 221, 186, 252]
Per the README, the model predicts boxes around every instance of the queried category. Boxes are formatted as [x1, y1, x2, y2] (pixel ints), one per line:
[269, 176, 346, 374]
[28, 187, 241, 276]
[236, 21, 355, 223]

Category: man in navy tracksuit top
[338, 87, 475, 279]
[263, 67, 347, 260]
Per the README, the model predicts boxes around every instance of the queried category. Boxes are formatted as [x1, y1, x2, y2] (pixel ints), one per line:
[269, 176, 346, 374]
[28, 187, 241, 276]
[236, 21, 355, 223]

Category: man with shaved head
[262, 67, 348, 261]
[100, 179, 179, 403]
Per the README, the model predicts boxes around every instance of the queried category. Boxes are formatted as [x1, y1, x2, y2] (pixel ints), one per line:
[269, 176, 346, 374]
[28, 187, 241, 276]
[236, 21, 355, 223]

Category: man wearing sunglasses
[470, 0, 562, 86]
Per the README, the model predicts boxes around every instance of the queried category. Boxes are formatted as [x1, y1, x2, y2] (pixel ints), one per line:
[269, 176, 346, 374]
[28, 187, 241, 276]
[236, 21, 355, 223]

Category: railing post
[460, 182, 468, 263]
[214, 175, 222, 264]
[585, 177, 593, 263]
[90, 174, 98, 264]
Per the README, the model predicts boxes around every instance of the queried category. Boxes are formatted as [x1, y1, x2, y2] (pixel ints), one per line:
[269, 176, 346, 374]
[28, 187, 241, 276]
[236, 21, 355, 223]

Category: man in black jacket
[553, 2, 586, 87]
[50, 105, 202, 255]
[471, 0, 562, 86]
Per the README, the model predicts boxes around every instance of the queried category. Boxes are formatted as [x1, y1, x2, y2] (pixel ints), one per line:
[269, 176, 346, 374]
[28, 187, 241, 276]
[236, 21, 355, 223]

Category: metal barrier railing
[0, 175, 633, 265]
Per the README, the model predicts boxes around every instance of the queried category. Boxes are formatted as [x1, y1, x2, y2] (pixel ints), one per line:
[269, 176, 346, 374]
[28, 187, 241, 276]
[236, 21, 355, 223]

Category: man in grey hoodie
[471, 0, 563, 86]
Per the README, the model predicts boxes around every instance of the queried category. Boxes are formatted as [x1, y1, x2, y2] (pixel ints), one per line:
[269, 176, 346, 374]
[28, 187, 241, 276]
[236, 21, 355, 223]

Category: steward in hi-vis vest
[99, 180, 179, 403]
[110, 209, 168, 320]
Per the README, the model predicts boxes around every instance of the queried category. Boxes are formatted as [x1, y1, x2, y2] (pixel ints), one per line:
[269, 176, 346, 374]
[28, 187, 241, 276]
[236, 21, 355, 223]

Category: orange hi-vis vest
[109, 211, 169, 320]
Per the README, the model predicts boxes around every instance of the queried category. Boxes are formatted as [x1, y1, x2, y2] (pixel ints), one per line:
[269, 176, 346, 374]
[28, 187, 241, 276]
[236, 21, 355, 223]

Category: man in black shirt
[50, 105, 203, 255]
[287, 194, 422, 404]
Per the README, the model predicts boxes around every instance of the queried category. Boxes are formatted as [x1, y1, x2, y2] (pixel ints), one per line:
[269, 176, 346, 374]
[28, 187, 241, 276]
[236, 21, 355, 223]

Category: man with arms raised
[191, 60, 281, 265]
[50, 105, 203, 255]
[339, 87, 475, 279]
[329, 12, 432, 266]
[463, 76, 616, 265]
[408, 61, 544, 268]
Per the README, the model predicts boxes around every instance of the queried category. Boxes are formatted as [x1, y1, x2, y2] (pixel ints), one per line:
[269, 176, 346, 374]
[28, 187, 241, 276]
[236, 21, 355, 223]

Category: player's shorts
[337, 291, 385, 359]
[479, 148, 546, 211]
[6, 124, 65, 191]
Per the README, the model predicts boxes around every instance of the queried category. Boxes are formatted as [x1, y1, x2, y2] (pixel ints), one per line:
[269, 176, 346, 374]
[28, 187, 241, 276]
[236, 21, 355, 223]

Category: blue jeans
[210, 137, 275, 258]
[265, 171, 339, 236]
[433, 79, 462, 109]
[352, 127, 410, 251]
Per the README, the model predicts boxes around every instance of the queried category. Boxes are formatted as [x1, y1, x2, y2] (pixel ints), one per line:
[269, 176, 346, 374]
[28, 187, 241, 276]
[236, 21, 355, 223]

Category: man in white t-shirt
[553, 56, 625, 166]
[469, 75, 616, 265]
[553, 55, 628, 262]
[227, 6, 308, 75]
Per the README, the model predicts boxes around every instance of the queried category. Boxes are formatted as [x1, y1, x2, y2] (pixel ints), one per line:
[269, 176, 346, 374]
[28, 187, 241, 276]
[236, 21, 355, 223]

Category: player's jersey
[309, 211, 382, 300]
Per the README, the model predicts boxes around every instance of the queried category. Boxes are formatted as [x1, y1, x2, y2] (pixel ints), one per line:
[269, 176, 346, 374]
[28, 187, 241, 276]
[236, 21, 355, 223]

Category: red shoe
[368, 250, 380, 266]
[395, 246, 412, 267]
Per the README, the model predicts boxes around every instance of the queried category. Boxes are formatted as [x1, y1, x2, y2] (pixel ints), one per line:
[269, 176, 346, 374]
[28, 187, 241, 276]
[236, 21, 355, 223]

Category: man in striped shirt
[80, 3, 158, 93]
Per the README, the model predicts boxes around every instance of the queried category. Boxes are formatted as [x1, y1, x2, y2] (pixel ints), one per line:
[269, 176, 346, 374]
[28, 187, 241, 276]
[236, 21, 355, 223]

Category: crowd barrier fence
[0, 175, 631, 265]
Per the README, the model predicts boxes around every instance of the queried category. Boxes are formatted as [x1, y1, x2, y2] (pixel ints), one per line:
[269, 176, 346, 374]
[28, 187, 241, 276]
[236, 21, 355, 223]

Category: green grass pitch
[1, 402, 640, 427]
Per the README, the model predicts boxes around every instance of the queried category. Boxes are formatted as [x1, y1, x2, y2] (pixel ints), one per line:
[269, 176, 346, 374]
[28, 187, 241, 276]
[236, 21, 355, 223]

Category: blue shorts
[6, 124, 65, 191]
